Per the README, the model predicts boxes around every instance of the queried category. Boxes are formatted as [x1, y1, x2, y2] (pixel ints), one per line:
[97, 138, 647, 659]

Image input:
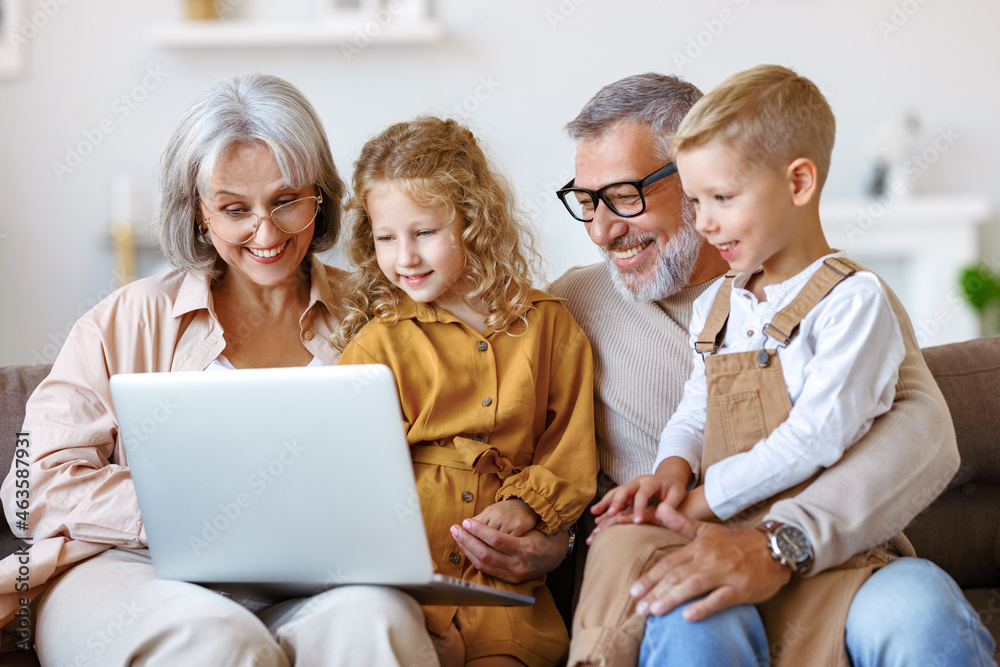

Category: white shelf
[821, 194, 994, 346]
[148, 16, 445, 49]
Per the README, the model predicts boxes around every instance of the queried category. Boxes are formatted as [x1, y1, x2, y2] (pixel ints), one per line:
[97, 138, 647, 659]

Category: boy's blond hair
[669, 65, 836, 188]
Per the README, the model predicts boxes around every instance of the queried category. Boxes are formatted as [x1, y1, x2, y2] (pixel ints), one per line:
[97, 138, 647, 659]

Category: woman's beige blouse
[0, 257, 347, 628]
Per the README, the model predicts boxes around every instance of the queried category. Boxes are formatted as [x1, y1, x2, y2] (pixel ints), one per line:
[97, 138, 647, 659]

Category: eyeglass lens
[562, 183, 644, 221]
[208, 197, 319, 244]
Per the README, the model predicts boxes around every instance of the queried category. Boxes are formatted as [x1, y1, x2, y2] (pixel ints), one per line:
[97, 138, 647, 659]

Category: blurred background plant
[959, 264, 1000, 337]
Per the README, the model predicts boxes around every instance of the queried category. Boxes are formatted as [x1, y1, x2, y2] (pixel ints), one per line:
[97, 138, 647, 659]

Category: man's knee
[846, 557, 996, 664]
[641, 602, 768, 667]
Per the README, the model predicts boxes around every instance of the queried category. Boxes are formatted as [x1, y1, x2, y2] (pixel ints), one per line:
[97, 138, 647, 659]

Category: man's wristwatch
[755, 520, 813, 575]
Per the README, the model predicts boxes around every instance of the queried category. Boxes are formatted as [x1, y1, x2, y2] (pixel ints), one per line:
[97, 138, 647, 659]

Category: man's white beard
[604, 205, 702, 303]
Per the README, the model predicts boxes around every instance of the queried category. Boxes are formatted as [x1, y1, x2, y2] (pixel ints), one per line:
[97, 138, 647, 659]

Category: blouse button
[449, 552, 462, 565]
[477, 341, 488, 352]
[482, 397, 492, 407]
[304, 331, 314, 341]
[461, 491, 474, 503]
[746, 330, 754, 338]
[473, 435, 485, 442]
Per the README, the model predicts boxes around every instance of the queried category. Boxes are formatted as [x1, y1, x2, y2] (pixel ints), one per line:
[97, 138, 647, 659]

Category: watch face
[774, 526, 809, 562]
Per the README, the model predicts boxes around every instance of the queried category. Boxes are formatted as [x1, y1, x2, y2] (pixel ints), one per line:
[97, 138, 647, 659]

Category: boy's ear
[786, 158, 818, 206]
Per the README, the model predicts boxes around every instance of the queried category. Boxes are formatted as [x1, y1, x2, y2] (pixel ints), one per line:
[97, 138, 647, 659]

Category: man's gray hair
[565, 73, 703, 160]
[155, 73, 345, 277]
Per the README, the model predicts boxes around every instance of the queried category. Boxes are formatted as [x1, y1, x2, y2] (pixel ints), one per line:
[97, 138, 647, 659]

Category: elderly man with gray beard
[549, 72, 994, 667]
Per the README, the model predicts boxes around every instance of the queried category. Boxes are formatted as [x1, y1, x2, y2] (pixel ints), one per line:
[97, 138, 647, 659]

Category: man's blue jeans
[638, 558, 996, 666]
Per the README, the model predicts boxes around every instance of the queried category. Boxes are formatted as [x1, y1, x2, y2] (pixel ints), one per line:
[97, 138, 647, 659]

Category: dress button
[482, 397, 492, 407]
[304, 331, 314, 340]
[477, 341, 488, 352]
[449, 552, 462, 564]
[461, 491, 474, 503]
[473, 435, 485, 442]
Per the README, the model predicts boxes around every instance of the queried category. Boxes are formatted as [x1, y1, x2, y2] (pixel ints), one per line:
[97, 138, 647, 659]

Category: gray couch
[2, 336, 999, 664]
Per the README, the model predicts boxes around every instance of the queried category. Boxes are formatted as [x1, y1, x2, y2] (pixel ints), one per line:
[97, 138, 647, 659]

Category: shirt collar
[172, 270, 213, 319]
[170, 254, 343, 321]
[394, 288, 566, 324]
[734, 250, 846, 302]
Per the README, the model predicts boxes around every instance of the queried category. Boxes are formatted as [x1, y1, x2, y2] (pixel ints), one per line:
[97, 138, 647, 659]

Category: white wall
[2, 0, 998, 365]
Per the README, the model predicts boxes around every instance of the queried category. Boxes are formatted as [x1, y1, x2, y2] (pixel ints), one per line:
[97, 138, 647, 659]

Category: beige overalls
[570, 258, 895, 667]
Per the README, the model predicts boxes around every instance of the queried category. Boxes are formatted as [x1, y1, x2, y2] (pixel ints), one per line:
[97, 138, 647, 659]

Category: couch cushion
[0, 366, 51, 561]
[907, 337, 1000, 587]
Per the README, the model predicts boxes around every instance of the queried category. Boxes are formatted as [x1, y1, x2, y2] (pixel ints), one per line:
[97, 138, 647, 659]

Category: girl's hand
[473, 498, 539, 537]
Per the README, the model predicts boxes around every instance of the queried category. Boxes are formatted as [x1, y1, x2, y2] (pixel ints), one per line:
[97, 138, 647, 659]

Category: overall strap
[695, 271, 739, 354]
[762, 257, 863, 346]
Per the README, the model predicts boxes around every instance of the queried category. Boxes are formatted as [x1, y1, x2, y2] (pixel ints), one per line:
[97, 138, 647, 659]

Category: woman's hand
[449, 519, 568, 584]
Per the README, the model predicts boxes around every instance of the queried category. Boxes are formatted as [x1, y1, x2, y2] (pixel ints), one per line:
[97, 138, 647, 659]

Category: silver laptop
[109, 365, 532, 607]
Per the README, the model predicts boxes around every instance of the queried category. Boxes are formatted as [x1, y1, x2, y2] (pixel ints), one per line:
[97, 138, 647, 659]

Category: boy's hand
[473, 498, 539, 537]
[675, 485, 718, 522]
[589, 458, 693, 541]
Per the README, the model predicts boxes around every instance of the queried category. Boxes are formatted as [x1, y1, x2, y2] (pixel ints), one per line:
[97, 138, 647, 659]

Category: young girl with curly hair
[338, 116, 597, 667]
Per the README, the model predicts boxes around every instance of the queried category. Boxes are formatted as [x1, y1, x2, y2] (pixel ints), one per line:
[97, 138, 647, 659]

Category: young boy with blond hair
[570, 65, 909, 667]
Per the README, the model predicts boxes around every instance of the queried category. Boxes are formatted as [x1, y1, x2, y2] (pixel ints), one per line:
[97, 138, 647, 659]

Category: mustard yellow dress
[339, 289, 597, 667]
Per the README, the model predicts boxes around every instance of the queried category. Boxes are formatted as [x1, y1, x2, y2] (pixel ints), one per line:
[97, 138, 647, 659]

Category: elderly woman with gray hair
[0, 74, 439, 666]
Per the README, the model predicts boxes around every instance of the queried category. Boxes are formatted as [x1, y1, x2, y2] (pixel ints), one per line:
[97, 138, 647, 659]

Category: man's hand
[630, 504, 792, 621]
[472, 498, 540, 537]
[450, 518, 568, 584]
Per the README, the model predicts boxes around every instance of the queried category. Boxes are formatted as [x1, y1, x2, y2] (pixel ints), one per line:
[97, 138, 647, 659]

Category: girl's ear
[786, 158, 818, 207]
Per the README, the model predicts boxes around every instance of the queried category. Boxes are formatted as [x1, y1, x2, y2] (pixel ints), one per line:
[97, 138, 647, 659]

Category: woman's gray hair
[155, 73, 345, 277]
[565, 72, 703, 161]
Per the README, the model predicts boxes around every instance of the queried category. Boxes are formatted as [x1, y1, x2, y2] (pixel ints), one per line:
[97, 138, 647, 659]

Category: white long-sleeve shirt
[654, 252, 906, 521]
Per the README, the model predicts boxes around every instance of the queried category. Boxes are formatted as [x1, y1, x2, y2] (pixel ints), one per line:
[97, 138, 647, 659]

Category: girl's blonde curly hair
[336, 116, 541, 347]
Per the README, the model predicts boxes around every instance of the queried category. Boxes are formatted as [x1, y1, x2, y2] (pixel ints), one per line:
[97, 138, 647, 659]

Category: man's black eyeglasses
[556, 163, 678, 222]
